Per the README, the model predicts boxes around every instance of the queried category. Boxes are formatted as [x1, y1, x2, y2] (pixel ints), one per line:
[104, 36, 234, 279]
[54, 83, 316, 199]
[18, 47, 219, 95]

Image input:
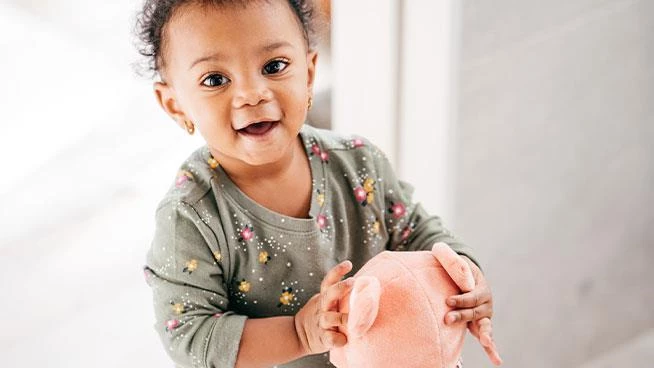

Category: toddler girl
[135, 0, 502, 367]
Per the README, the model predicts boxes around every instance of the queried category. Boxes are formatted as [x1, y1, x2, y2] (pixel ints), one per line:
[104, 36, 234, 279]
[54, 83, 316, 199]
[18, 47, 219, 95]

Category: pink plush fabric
[330, 242, 475, 368]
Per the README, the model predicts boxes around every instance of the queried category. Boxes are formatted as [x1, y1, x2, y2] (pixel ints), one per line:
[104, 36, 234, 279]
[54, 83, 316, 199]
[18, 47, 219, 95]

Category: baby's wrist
[293, 310, 310, 357]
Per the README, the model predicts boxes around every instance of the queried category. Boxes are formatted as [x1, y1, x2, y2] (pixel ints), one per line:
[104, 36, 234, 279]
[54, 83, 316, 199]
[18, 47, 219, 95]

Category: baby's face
[157, 0, 316, 167]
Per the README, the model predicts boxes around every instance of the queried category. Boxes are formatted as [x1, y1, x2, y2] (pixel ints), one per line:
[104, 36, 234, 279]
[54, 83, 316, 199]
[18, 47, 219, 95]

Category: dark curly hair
[134, 0, 315, 77]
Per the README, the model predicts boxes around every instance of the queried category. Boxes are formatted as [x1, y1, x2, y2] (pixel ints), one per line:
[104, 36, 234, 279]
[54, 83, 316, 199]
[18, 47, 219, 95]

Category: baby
[135, 0, 502, 367]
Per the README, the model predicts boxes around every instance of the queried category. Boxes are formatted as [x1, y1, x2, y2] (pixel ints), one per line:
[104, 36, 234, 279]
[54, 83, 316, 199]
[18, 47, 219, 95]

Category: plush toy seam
[388, 256, 446, 368]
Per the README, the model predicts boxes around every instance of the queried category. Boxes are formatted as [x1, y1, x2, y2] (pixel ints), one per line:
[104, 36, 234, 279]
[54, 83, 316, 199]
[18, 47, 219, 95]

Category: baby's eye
[202, 74, 230, 88]
[263, 59, 289, 75]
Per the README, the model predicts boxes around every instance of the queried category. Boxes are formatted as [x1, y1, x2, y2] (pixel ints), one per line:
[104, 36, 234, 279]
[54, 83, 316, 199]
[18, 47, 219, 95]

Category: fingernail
[341, 260, 352, 268]
[447, 314, 457, 324]
[447, 298, 456, 307]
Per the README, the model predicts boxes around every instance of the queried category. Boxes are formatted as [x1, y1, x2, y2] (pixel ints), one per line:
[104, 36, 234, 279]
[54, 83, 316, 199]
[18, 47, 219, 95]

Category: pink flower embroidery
[389, 202, 407, 219]
[214, 313, 224, 318]
[165, 319, 180, 332]
[354, 187, 367, 203]
[239, 225, 254, 242]
[241, 228, 253, 241]
[175, 170, 193, 188]
[401, 224, 414, 241]
[316, 214, 327, 229]
[175, 175, 188, 188]
[352, 138, 364, 148]
[309, 143, 329, 162]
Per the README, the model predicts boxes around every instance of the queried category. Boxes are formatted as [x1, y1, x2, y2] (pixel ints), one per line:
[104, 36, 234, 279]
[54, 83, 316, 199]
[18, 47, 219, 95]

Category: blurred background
[1, 0, 652, 367]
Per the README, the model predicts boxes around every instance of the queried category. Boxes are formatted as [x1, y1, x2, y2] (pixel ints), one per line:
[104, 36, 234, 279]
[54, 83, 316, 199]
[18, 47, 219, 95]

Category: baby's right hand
[294, 260, 355, 355]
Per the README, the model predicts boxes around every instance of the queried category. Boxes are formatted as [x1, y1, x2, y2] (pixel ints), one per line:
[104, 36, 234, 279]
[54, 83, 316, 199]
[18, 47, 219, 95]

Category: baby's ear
[347, 276, 381, 338]
[431, 242, 475, 292]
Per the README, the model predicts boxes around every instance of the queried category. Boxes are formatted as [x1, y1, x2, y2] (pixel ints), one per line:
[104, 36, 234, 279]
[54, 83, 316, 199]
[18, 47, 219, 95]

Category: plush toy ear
[347, 276, 381, 338]
[431, 242, 476, 292]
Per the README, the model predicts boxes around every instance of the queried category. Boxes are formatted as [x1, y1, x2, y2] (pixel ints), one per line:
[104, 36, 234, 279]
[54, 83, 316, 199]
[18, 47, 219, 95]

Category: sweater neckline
[208, 124, 327, 233]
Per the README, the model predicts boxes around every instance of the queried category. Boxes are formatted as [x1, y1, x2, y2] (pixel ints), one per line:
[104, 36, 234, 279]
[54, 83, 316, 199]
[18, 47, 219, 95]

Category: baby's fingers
[445, 302, 492, 324]
[320, 330, 348, 349]
[321, 277, 355, 311]
[319, 311, 349, 330]
[471, 318, 503, 366]
[477, 317, 493, 346]
[482, 341, 503, 366]
[447, 288, 490, 308]
[320, 261, 353, 294]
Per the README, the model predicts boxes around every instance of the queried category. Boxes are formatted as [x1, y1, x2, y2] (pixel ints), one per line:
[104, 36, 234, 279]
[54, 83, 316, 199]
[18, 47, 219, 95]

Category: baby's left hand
[445, 256, 503, 366]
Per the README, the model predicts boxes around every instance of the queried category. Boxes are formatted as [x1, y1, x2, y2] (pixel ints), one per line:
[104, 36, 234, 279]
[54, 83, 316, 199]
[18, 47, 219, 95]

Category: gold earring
[307, 96, 313, 110]
[184, 120, 195, 135]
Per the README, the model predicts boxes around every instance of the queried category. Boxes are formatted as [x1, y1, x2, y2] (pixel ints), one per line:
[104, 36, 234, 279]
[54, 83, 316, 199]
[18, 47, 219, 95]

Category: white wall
[331, 0, 400, 164]
[334, 1, 654, 366]
[398, 0, 460, 222]
[454, 0, 654, 366]
[332, 0, 459, 221]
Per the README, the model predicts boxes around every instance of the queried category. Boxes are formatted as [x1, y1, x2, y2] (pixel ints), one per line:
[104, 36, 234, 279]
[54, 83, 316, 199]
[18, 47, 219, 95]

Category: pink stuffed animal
[329, 242, 475, 368]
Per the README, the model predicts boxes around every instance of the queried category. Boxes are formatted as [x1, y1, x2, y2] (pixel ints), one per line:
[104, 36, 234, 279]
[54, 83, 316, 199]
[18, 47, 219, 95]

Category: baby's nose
[231, 77, 273, 108]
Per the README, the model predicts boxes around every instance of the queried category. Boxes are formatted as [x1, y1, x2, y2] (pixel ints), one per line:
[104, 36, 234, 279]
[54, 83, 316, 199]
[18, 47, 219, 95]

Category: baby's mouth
[237, 121, 279, 136]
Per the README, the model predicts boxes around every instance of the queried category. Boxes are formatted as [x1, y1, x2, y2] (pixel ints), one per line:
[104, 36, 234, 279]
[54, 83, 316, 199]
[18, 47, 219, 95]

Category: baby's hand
[294, 260, 354, 355]
[445, 256, 503, 366]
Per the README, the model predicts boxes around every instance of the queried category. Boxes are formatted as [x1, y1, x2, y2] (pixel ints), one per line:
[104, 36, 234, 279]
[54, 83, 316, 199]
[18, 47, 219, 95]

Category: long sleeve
[144, 200, 247, 368]
[370, 145, 481, 269]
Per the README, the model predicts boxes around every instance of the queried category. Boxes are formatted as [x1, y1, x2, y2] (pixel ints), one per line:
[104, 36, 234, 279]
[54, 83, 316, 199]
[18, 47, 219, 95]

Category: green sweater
[144, 124, 478, 368]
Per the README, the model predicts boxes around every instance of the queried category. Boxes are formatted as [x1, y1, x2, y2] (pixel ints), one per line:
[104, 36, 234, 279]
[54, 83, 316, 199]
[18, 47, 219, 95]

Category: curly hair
[134, 0, 315, 77]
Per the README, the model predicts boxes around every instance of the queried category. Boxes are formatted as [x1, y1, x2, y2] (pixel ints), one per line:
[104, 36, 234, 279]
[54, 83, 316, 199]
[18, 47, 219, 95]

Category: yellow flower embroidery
[365, 178, 376, 203]
[207, 157, 219, 169]
[372, 220, 381, 234]
[258, 251, 271, 264]
[183, 259, 198, 274]
[171, 303, 185, 315]
[363, 178, 375, 192]
[239, 280, 251, 293]
[278, 287, 295, 306]
[317, 192, 325, 207]
[213, 251, 222, 262]
[355, 177, 376, 206]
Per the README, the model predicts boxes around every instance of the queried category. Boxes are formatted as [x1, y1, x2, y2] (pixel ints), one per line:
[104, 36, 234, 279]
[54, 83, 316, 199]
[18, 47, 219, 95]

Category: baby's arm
[147, 201, 307, 367]
[235, 316, 304, 367]
[369, 144, 480, 267]
[146, 201, 351, 368]
[237, 261, 354, 367]
[145, 201, 247, 368]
